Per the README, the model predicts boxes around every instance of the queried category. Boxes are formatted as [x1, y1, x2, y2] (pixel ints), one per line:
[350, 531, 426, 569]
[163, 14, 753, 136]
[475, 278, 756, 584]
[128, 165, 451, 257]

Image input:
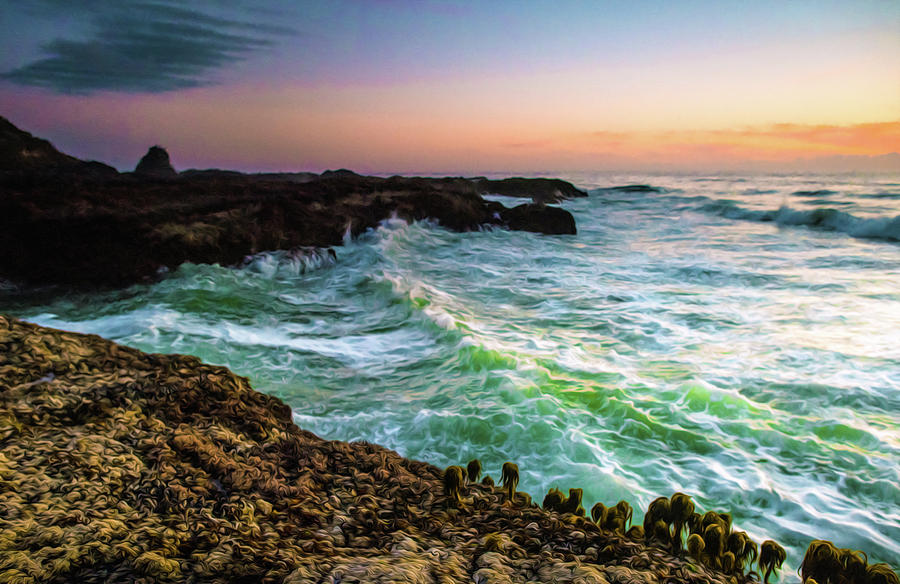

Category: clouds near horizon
[581, 122, 900, 157]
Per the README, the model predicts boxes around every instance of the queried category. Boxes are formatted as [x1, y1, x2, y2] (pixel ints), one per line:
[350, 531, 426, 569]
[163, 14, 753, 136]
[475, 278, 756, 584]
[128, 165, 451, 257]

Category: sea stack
[135, 145, 176, 177]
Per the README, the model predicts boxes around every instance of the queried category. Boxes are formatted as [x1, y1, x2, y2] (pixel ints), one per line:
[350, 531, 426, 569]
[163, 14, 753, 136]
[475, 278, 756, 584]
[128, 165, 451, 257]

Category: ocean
[4, 173, 899, 577]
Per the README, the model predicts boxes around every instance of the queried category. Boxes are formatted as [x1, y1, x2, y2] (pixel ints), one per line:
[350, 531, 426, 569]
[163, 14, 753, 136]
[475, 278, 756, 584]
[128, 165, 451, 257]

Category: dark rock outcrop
[0, 172, 492, 287]
[0, 115, 117, 176]
[134, 145, 177, 178]
[320, 168, 361, 179]
[180, 169, 320, 183]
[502, 203, 577, 235]
[595, 184, 663, 193]
[179, 168, 247, 180]
[0, 118, 583, 288]
[0, 315, 753, 584]
[477, 177, 588, 203]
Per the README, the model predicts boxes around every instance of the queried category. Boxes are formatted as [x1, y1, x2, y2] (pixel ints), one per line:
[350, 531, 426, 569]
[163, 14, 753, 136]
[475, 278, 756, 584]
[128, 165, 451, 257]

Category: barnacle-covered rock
[6, 315, 891, 583]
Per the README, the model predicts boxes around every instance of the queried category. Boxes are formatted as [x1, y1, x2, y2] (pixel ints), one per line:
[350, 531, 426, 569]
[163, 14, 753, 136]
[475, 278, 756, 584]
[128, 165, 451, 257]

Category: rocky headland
[0, 116, 582, 289]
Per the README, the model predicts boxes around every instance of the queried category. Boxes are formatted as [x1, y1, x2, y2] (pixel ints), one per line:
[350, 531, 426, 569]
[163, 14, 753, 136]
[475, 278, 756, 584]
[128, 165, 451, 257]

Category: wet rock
[477, 177, 588, 203]
[501, 203, 577, 235]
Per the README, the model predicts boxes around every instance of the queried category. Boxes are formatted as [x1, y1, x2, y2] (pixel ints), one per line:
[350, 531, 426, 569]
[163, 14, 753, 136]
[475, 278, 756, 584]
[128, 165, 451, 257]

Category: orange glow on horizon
[2, 85, 898, 173]
[570, 122, 900, 162]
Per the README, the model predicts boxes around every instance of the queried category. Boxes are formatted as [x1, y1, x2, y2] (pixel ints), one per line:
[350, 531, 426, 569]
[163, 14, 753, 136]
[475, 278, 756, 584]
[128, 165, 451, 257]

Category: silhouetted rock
[135, 145, 176, 177]
[477, 177, 587, 203]
[0, 121, 582, 288]
[0, 115, 116, 176]
[321, 168, 360, 178]
[502, 203, 577, 235]
[80, 160, 119, 177]
[179, 168, 247, 180]
[180, 169, 320, 183]
[254, 171, 319, 183]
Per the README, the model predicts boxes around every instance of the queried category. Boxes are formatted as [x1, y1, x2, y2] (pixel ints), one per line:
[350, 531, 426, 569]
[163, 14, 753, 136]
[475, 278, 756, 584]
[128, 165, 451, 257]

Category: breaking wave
[702, 201, 900, 242]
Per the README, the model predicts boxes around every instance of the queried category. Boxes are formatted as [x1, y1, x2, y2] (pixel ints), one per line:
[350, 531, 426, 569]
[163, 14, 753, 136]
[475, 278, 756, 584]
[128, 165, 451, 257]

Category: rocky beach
[1, 314, 757, 583]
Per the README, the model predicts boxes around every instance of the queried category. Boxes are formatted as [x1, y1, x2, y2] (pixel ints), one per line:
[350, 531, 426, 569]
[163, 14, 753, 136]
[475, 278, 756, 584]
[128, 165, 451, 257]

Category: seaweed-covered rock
[0, 315, 748, 584]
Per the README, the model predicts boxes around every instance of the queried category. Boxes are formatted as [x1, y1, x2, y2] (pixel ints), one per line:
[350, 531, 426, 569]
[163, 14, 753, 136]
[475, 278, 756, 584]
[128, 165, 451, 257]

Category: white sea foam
[242, 248, 337, 278]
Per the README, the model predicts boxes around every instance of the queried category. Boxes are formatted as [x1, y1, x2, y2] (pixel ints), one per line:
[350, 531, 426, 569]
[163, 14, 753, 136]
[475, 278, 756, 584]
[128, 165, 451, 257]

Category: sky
[0, 0, 898, 174]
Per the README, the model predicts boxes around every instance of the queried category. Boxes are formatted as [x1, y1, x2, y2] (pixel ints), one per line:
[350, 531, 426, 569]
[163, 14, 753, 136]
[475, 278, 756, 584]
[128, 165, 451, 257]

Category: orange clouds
[733, 122, 900, 154]
[571, 121, 900, 167]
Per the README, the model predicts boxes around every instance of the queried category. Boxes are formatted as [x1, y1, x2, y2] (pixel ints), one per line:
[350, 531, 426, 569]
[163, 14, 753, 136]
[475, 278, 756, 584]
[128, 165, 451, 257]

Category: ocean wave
[377, 271, 464, 333]
[856, 192, 900, 200]
[241, 247, 338, 278]
[593, 184, 667, 194]
[701, 201, 900, 242]
[792, 189, 837, 197]
[800, 198, 854, 207]
[667, 264, 789, 289]
[482, 193, 533, 206]
[741, 188, 779, 195]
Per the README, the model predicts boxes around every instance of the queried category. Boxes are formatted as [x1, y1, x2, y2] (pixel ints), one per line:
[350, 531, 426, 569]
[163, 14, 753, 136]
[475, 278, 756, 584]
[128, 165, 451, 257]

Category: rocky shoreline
[2, 117, 898, 583]
[1, 315, 754, 583]
[5, 317, 895, 583]
[0, 116, 582, 289]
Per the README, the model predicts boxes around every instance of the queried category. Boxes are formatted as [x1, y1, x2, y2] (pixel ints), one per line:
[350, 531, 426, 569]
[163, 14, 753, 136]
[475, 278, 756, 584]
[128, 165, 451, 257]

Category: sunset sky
[1, 1, 898, 173]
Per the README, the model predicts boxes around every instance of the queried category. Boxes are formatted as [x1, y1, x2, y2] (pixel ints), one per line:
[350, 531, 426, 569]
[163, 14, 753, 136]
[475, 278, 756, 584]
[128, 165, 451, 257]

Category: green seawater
[4, 174, 899, 578]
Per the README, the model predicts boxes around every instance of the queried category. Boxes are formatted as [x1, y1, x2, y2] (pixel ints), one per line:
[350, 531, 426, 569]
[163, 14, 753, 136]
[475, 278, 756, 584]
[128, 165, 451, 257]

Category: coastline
[0, 116, 582, 290]
[2, 118, 898, 583]
[0, 315, 749, 583]
[0, 170, 581, 289]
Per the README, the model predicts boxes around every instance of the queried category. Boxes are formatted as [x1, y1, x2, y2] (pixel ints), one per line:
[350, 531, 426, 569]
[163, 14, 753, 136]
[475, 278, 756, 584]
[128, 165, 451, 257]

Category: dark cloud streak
[1, 1, 293, 94]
